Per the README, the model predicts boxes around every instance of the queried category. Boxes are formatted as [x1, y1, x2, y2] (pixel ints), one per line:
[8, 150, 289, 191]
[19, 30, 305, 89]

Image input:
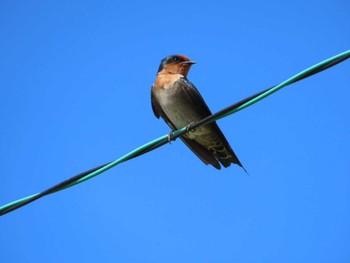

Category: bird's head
[157, 54, 196, 77]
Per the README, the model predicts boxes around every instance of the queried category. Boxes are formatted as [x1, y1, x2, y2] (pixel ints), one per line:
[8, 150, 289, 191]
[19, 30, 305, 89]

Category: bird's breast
[153, 84, 210, 138]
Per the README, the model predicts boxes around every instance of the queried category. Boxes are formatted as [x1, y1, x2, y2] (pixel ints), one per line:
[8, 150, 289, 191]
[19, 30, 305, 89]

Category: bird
[151, 54, 246, 171]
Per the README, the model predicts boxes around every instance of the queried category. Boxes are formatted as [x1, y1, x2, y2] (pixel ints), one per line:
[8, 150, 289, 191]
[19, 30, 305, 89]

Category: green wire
[221, 49, 350, 118]
[67, 135, 167, 187]
[1, 50, 349, 216]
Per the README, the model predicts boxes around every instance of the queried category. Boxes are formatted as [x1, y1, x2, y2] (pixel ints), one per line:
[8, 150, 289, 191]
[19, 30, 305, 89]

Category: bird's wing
[151, 85, 161, 119]
[176, 78, 213, 117]
[177, 78, 245, 169]
[179, 136, 221, 169]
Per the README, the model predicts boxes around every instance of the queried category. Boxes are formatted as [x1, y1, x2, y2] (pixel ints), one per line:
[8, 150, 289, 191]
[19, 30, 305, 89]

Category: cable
[1, 50, 349, 216]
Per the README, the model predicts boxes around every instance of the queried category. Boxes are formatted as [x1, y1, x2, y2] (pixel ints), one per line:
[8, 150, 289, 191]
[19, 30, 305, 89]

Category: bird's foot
[186, 122, 196, 133]
[167, 131, 175, 143]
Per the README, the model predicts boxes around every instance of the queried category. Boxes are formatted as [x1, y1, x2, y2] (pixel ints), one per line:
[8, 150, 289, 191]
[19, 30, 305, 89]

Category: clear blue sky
[1, 1, 349, 262]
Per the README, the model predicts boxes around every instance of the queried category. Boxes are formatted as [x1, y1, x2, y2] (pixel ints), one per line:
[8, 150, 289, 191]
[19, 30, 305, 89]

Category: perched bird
[151, 54, 246, 170]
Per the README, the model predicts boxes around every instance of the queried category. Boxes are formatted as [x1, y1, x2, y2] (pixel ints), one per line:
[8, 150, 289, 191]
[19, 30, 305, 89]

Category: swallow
[151, 54, 246, 171]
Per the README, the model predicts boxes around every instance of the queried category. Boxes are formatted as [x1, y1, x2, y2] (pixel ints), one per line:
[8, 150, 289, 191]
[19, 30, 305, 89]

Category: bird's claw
[167, 131, 174, 143]
[167, 122, 196, 143]
[186, 122, 196, 133]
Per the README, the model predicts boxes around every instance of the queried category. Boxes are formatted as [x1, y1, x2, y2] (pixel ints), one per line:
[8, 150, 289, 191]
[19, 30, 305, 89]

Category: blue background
[1, 1, 349, 262]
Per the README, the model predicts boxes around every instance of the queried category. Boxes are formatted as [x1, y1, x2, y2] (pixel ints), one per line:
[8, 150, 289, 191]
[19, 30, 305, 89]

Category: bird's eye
[172, 57, 179, 62]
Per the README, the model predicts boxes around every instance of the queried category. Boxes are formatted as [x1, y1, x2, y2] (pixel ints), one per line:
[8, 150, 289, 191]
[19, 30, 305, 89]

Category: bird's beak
[180, 60, 196, 65]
